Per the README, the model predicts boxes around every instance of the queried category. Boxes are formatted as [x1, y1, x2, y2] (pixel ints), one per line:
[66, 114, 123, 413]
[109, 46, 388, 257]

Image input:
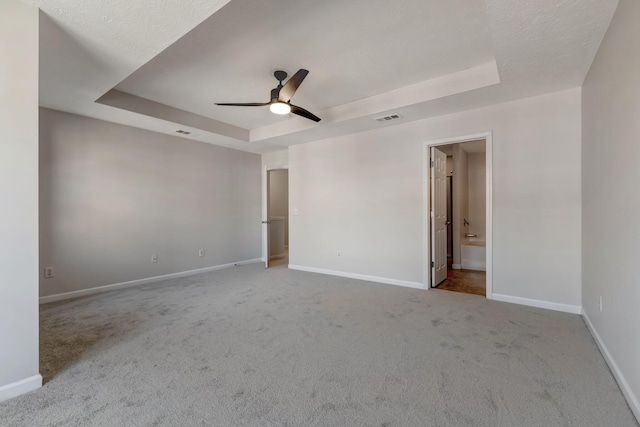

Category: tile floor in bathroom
[436, 268, 486, 296]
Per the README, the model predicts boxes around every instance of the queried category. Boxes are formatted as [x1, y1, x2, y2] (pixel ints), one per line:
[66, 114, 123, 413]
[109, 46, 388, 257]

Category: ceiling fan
[216, 69, 321, 122]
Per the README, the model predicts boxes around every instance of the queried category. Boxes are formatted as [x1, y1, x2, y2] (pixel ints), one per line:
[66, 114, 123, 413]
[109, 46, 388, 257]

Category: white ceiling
[116, 0, 494, 130]
[25, 0, 619, 154]
[437, 140, 485, 156]
[460, 140, 486, 154]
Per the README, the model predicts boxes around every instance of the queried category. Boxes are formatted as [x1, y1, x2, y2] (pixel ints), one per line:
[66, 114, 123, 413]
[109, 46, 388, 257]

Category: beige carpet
[0, 263, 637, 426]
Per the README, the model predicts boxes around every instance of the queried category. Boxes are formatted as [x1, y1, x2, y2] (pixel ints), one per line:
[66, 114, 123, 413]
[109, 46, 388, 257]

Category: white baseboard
[452, 264, 462, 270]
[492, 293, 582, 314]
[39, 258, 262, 304]
[583, 311, 640, 422]
[0, 374, 42, 403]
[288, 264, 425, 290]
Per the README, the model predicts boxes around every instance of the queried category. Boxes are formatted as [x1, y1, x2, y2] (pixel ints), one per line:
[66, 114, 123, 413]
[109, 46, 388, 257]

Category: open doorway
[425, 134, 492, 298]
[265, 169, 289, 268]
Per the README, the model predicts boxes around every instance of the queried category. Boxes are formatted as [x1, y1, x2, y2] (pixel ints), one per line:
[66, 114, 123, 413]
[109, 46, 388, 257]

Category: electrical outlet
[198, 249, 205, 257]
[337, 251, 342, 259]
[151, 254, 158, 263]
[599, 296, 603, 312]
[44, 266, 55, 279]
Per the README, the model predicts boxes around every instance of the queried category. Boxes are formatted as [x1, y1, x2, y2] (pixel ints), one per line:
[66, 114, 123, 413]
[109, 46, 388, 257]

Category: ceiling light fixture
[216, 70, 320, 122]
[269, 102, 292, 115]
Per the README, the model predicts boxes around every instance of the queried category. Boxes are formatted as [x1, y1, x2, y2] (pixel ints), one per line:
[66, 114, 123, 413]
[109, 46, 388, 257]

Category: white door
[431, 147, 447, 287]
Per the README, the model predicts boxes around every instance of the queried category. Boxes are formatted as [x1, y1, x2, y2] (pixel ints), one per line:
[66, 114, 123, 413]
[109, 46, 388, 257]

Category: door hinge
[431, 261, 434, 268]
[430, 159, 434, 168]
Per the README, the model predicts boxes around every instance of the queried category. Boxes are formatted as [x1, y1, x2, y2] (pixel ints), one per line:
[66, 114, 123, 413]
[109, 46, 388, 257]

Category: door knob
[444, 221, 451, 225]
[262, 220, 271, 224]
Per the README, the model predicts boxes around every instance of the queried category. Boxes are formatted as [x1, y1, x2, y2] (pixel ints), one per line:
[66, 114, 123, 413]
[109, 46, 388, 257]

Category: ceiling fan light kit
[269, 102, 291, 115]
[216, 69, 321, 122]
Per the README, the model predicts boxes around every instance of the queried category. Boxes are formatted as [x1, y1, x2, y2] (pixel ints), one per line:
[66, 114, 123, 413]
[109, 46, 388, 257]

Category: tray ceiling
[25, 0, 619, 153]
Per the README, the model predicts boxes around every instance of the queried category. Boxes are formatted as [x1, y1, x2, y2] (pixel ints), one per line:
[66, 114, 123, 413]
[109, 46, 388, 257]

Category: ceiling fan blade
[215, 102, 270, 107]
[278, 69, 309, 102]
[290, 104, 321, 122]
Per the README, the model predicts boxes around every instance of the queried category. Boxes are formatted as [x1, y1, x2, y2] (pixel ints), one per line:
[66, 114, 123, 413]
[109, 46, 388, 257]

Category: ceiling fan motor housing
[270, 87, 282, 103]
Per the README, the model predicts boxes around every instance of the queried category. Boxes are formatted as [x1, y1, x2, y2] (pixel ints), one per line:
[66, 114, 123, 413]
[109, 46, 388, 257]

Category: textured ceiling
[116, 0, 494, 129]
[27, 0, 619, 153]
[24, 0, 232, 97]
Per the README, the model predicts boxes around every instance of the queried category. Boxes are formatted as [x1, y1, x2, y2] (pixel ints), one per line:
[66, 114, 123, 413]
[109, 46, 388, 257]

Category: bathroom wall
[452, 145, 469, 266]
[268, 169, 289, 246]
[467, 152, 486, 239]
[261, 150, 289, 262]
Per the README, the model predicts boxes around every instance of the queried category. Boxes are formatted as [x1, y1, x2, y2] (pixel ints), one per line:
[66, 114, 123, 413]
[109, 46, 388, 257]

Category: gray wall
[582, 0, 640, 418]
[467, 152, 486, 240]
[40, 109, 261, 297]
[0, 1, 40, 396]
[268, 169, 289, 245]
[452, 145, 468, 265]
[289, 88, 582, 310]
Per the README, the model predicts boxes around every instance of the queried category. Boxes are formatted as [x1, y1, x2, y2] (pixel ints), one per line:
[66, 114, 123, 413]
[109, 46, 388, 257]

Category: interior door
[431, 147, 447, 287]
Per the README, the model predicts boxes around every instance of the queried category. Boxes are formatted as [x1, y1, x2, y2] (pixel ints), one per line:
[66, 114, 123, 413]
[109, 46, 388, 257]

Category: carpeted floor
[0, 263, 637, 426]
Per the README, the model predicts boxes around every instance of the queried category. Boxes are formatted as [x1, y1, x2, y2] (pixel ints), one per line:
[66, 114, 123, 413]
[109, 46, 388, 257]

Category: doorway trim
[262, 164, 289, 267]
[422, 132, 493, 299]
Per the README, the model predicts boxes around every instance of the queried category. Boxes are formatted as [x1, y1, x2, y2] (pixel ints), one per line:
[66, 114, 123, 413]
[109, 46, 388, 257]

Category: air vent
[375, 114, 401, 123]
[175, 129, 192, 135]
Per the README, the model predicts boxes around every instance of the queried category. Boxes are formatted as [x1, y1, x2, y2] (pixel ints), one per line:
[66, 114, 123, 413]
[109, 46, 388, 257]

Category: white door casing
[431, 147, 447, 287]
[423, 131, 492, 298]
